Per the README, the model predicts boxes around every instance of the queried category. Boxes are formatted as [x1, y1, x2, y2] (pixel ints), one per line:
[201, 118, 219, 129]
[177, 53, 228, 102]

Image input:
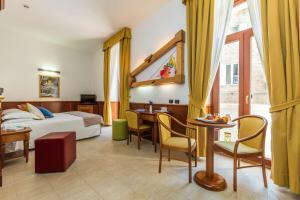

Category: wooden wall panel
[111, 102, 120, 120]
[2, 101, 117, 119]
[40, 101, 62, 113]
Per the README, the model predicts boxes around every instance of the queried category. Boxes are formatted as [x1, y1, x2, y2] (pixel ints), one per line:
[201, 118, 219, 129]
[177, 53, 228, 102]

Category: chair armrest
[169, 129, 189, 138]
[233, 130, 264, 153]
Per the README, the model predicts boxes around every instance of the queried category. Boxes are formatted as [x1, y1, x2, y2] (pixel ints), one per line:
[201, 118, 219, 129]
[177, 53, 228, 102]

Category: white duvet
[3, 113, 101, 150]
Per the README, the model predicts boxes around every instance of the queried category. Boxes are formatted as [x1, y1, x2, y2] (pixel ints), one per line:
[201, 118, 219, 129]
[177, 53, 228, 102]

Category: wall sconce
[38, 68, 61, 76]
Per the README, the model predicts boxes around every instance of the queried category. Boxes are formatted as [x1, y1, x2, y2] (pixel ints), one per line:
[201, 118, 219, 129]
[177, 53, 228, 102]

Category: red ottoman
[35, 132, 76, 173]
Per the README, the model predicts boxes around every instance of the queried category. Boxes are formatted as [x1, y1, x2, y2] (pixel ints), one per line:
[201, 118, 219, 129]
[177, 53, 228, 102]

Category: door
[211, 0, 271, 162]
[211, 30, 251, 141]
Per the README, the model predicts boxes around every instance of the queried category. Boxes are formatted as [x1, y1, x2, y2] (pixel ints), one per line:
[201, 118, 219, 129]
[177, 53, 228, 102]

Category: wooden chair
[214, 115, 268, 191]
[157, 113, 198, 183]
[125, 110, 154, 151]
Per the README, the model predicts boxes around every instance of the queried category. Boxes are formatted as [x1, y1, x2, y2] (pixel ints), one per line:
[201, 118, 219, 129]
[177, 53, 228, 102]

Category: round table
[188, 118, 236, 191]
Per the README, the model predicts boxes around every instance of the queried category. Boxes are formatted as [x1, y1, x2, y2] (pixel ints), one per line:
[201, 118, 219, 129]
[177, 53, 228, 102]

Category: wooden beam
[0, 0, 4, 11]
[130, 30, 185, 77]
[131, 75, 185, 88]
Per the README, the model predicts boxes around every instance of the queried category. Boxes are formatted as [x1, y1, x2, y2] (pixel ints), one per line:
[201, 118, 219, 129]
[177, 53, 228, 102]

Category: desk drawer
[141, 114, 156, 122]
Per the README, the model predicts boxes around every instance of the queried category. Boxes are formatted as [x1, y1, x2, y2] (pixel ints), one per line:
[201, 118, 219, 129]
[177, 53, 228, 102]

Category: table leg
[194, 127, 227, 191]
[24, 134, 29, 163]
[153, 122, 158, 153]
[0, 143, 4, 169]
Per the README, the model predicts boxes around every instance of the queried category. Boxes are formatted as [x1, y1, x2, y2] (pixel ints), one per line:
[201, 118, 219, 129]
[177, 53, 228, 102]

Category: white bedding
[3, 113, 101, 150]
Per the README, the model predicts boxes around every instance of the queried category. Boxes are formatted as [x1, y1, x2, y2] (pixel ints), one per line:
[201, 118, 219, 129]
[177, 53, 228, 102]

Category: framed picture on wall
[39, 75, 60, 98]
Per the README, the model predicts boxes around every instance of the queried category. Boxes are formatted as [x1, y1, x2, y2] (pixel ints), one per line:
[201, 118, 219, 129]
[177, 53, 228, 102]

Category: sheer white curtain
[208, 0, 234, 93]
[247, 0, 263, 61]
[109, 42, 120, 120]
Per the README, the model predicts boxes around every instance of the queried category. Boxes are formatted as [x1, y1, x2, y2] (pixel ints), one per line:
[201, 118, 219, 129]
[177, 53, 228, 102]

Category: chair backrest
[157, 113, 172, 144]
[237, 115, 267, 151]
[125, 110, 139, 129]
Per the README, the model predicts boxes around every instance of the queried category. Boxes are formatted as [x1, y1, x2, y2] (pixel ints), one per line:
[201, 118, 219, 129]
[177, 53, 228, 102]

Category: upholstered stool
[35, 132, 76, 173]
[112, 119, 128, 140]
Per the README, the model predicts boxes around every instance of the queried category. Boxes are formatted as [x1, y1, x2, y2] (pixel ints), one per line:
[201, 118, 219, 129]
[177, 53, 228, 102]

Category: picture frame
[39, 75, 60, 98]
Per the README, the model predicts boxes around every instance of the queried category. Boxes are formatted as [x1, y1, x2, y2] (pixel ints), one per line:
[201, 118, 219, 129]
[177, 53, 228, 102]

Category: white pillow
[27, 103, 45, 120]
[2, 109, 22, 115]
[2, 118, 34, 124]
[2, 110, 39, 121]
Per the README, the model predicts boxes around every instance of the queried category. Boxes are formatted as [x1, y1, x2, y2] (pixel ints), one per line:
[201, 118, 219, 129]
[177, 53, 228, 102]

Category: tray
[196, 117, 227, 124]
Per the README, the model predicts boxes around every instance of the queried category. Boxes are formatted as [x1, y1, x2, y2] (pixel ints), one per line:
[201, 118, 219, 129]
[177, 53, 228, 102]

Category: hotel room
[0, 0, 299, 199]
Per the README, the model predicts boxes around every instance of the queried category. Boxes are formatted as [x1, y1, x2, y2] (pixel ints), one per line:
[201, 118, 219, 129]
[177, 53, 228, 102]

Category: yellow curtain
[102, 27, 131, 123]
[261, 0, 300, 194]
[103, 49, 111, 125]
[185, 0, 215, 156]
[119, 34, 131, 119]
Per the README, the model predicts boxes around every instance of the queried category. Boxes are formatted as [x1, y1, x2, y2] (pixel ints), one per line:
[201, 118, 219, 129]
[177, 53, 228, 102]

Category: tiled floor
[1, 127, 299, 200]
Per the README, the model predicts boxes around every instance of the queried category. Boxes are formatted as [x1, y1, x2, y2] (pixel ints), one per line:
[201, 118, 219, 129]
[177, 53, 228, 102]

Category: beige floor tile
[0, 127, 299, 200]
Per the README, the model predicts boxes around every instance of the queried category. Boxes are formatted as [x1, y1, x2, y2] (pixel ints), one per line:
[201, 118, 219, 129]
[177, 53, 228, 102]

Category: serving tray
[196, 117, 227, 124]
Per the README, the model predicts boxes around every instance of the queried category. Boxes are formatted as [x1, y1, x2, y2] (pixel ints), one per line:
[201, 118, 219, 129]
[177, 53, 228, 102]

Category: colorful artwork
[159, 55, 177, 79]
[39, 75, 60, 98]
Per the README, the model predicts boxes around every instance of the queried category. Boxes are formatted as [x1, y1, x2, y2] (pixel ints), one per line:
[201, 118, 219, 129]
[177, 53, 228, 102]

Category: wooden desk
[188, 119, 235, 191]
[1, 128, 31, 164]
[136, 110, 171, 153]
[137, 111, 159, 152]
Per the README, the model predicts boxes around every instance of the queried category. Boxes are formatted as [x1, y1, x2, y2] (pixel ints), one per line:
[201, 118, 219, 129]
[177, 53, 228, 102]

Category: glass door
[211, 0, 271, 164]
[218, 36, 243, 141]
[249, 37, 271, 158]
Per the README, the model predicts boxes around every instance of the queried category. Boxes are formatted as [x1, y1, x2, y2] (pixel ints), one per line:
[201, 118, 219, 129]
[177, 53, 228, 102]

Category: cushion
[17, 104, 28, 112]
[214, 141, 260, 154]
[139, 124, 152, 130]
[38, 107, 54, 118]
[2, 110, 39, 121]
[164, 137, 196, 150]
[158, 114, 171, 143]
[125, 111, 139, 129]
[238, 117, 265, 150]
[27, 103, 45, 120]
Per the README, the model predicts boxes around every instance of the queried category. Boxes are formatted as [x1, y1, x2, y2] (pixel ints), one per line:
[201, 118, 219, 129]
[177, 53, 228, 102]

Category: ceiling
[0, 0, 171, 52]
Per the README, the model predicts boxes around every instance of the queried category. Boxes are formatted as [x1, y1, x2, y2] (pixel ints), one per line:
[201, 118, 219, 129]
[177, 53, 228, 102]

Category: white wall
[0, 26, 96, 101]
[130, 0, 188, 105]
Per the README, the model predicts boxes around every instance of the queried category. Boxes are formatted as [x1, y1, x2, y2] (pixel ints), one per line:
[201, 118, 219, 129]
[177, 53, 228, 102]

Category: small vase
[149, 105, 153, 113]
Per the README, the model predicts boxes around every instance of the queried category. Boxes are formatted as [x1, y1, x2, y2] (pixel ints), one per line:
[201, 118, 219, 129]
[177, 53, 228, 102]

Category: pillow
[27, 103, 45, 120]
[2, 110, 39, 121]
[17, 104, 28, 112]
[2, 109, 22, 115]
[38, 107, 54, 118]
[2, 118, 35, 124]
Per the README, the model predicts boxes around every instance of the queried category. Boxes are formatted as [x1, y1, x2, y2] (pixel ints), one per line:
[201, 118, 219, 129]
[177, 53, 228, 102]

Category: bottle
[149, 100, 153, 113]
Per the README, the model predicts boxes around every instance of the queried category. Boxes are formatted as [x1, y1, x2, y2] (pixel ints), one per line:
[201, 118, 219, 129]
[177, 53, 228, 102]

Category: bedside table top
[1, 127, 32, 135]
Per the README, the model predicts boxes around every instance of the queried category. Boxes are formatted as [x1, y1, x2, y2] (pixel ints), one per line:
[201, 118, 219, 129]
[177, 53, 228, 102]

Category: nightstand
[0, 127, 32, 164]
[77, 104, 96, 113]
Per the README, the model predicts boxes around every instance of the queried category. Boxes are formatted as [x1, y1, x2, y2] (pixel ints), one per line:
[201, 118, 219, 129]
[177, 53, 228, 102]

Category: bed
[2, 111, 103, 150]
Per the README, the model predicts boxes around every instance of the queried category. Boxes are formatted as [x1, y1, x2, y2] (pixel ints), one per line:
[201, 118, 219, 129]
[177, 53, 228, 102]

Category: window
[232, 64, 239, 84]
[228, 2, 252, 34]
[226, 65, 231, 85]
[222, 64, 239, 85]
